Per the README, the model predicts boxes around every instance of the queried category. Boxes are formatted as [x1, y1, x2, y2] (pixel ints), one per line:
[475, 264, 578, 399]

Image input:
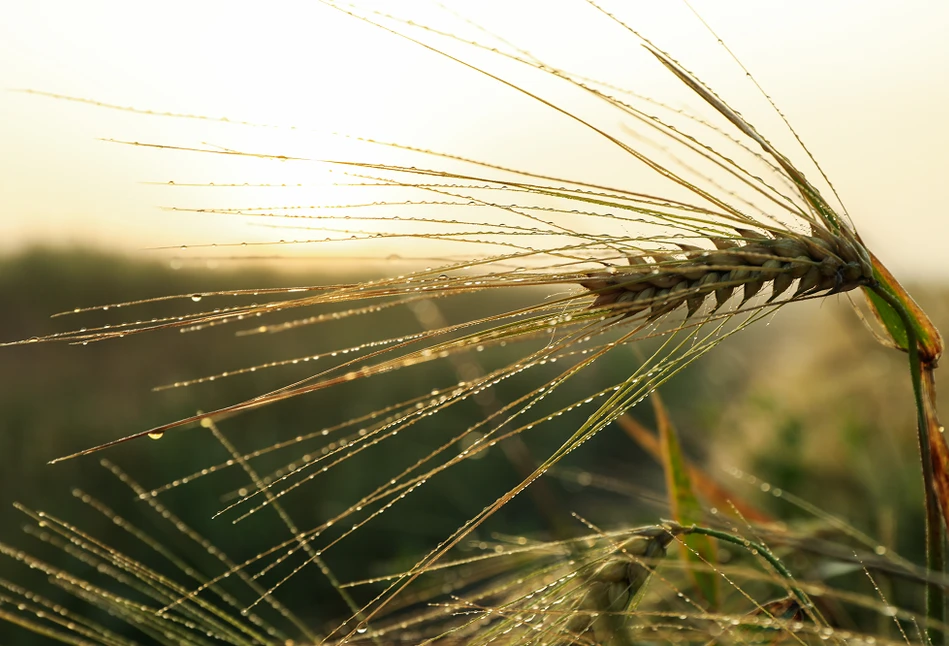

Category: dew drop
[148, 432, 164, 440]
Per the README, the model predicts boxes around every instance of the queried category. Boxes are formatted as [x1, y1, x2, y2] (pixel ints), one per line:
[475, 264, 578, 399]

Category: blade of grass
[864, 251, 943, 364]
[683, 524, 813, 620]
[616, 412, 773, 524]
[653, 394, 720, 610]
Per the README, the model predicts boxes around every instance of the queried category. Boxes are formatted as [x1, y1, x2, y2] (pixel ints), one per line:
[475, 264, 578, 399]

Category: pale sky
[2, 1, 948, 279]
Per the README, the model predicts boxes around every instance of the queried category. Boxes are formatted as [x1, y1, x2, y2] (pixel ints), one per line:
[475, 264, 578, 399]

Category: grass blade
[864, 251, 944, 364]
[653, 395, 720, 610]
[616, 413, 772, 524]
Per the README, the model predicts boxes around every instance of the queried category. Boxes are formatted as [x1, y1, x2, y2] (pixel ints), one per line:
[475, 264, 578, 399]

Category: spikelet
[579, 228, 873, 320]
[447, 525, 686, 645]
[562, 525, 682, 644]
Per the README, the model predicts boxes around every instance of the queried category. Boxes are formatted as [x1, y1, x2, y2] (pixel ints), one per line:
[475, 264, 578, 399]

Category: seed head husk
[581, 229, 873, 320]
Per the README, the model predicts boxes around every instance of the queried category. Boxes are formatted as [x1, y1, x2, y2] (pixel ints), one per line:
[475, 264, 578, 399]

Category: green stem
[872, 285, 945, 643]
[686, 525, 810, 612]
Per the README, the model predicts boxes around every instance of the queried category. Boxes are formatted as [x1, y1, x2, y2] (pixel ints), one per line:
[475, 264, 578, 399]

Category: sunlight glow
[2, 1, 947, 277]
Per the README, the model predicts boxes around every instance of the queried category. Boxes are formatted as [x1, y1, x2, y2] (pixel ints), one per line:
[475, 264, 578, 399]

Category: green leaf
[864, 250, 943, 364]
[653, 395, 720, 609]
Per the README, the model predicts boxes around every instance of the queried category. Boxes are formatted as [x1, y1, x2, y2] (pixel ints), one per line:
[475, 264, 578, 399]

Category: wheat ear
[563, 526, 681, 644]
[579, 228, 873, 320]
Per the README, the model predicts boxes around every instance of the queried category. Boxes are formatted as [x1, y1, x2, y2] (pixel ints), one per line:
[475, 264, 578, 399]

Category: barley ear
[580, 230, 874, 323]
[566, 525, 684, 644]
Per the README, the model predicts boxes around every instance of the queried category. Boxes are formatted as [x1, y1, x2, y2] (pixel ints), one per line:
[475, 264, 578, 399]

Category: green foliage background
[1, 247, 946, 642]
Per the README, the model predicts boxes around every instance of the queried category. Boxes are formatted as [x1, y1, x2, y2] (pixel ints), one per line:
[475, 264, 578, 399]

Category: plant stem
[872, 285, 945, 643]
[686, 525, 811, 612]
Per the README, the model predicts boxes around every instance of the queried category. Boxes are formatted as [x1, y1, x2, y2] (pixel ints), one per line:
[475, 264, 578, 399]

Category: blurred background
[2, 1, 948, 642]
[2, 248, 946, 641]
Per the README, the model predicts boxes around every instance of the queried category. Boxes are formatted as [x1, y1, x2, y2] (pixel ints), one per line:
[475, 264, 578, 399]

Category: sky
[2, 0, 948, 279]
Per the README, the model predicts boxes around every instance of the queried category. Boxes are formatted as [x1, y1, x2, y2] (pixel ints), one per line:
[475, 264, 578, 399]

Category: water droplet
[148, 432, 164, 440]
[191, 294, 203, 302]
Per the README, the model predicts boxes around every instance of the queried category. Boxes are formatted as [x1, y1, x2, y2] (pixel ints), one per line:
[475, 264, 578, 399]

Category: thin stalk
[685, 525, 810, 613]
[872, 284, 946, 643]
